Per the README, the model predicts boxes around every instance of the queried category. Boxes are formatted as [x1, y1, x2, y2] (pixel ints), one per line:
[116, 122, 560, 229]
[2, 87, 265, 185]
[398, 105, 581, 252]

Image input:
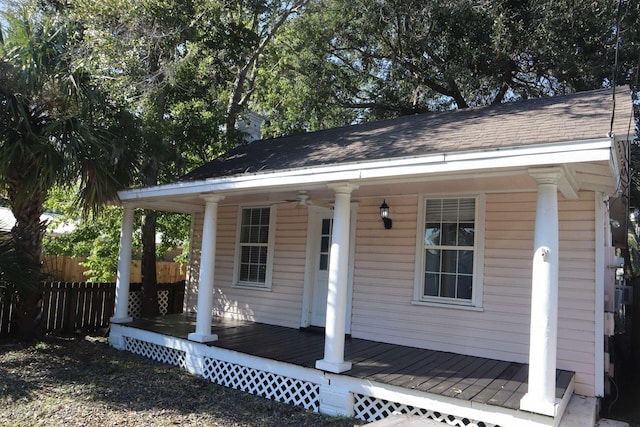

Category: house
[0, 206, 75, 236]
[109, 86, 635, 426]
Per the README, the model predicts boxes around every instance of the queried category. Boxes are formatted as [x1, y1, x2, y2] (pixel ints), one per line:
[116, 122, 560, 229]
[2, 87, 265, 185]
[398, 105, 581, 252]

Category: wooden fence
[0, 281, 185, 337]
[42, 256, 186, 283]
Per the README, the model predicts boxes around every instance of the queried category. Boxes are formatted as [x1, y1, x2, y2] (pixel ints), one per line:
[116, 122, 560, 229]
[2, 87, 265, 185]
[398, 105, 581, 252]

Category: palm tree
[0, 8, 135, 339]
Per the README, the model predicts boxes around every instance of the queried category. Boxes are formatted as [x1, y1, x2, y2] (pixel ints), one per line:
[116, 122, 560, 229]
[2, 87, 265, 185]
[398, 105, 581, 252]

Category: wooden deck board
[452, 360, 512, 401]
[366, 350, 438, 384]
[485, 364, 529, 407]
[472, 362, 522, 404]
[125, 314, 575, 413]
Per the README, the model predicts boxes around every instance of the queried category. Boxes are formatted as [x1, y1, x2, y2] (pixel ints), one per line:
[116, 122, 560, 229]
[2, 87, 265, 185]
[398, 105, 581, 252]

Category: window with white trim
[234, 206, 275, 289]
[415, 196, 482, 307]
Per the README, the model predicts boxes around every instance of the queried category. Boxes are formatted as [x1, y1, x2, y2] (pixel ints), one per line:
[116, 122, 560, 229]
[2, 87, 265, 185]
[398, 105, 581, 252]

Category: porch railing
[0, 280, 185, 337]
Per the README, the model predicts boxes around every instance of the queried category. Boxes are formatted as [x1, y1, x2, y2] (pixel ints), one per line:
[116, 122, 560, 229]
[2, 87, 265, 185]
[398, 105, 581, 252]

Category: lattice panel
[127, 290, 170, 318]
[353, 394, 498, 427]
[203, 357, 320, 411]
[128, 291, 142, 319]
[158, 290, 169, 315]
[124, 337, 186, 368]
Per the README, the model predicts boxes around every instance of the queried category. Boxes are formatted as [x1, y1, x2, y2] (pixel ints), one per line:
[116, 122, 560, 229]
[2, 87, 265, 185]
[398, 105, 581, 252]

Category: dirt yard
[0, 334, 361, 426]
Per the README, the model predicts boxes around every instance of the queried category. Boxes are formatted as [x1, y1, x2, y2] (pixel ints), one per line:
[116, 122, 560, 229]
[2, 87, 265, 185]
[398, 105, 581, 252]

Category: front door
[305, 206, 355, 332]
[310, 214, 333, 327]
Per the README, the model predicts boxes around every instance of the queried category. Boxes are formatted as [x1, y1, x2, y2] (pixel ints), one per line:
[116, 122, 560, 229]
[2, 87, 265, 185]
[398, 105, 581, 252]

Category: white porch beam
[188, 194, 224, 343]
[558, 165, 580, 200]
[316, 183, 358, 373]
[521, 167, 562, 417]
[111, 205, 135, 323]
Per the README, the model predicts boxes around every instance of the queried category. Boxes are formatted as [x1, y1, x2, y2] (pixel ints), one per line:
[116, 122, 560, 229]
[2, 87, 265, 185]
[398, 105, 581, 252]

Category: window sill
[233, 283, 273, 292]
[411, 299, 484, 312]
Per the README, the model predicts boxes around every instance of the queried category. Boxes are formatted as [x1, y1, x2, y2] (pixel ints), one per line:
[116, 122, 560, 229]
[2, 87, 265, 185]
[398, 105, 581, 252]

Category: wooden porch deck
[126, 313, 574, 412]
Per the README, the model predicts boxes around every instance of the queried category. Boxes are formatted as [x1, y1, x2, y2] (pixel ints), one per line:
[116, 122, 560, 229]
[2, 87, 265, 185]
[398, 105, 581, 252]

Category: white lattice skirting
[353, 393, 499, 427]
[128, 290, 170, 319]
[112, 327, 518, 426]
[124, 336, 187, 368]
[203, 357, 320, 411]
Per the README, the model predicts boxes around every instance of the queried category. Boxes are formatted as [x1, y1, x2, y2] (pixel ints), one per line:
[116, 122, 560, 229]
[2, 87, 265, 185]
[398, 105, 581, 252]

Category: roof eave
[118, 137, 617, 206]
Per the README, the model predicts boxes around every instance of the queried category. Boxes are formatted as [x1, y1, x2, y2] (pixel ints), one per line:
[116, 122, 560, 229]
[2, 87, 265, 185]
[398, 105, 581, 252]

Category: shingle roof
[182, 86, 634, 181]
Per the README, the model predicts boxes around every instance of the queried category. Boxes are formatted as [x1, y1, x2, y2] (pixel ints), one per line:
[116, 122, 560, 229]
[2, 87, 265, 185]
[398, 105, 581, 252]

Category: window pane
[458, 250, 474, 274]
[424, 273, 439, 296]
[441, 250, 457, 274]
[440, 274, 456, 298]
[242, 208, 252, 224]
[321, 218, 331, 235]
[238, 207, 270, 284]
[258, 247, 268, 264]
[457, 275, 473, 300]
[321, 236, 330, 253]
[259, 225, 269, 243]
[425, 224, 440, 246]
[248, 264, 257, 282]
[240, 263, 249, 281]
[441, 223, 457, 246]
[425, 199, 443, 221]
[241, 246, 250, 262]
[248, 225, 260, 243]
[441, 199, 460, 221]
[240, 224, 249, 242]
[458, 223, 474, 246]
[425, 249, 440, 272]
[319, 254, 328, 271]
[259, 208, 270, 225]
[458, 199, 475, 221]
[249, 246, 260, 263]
[241, 208, 271, 244]
[422, 198, 477, 302]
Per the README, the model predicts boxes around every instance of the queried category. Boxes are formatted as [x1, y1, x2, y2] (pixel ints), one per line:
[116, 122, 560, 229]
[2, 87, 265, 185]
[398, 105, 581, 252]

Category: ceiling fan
[284, 191, 332, 208]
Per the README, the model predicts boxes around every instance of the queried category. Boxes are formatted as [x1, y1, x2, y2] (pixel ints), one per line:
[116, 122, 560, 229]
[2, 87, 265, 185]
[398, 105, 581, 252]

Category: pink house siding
[186, 204, 308, 328]
[185, 190, 598, 396]
[348, 192, 597, 397]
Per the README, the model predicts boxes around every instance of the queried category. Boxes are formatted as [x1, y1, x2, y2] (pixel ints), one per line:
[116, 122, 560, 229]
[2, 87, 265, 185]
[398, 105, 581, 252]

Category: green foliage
[43, 186, 191, 281]
[43, 187, 139, 281]
[0, 5, 137, 213]
[256, 0, 640, 131]
[0, 2, 140, 338]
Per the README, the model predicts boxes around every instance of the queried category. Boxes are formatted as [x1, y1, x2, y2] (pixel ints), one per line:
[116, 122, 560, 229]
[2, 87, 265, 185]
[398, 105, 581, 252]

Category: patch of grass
[0, 335, 362, 426]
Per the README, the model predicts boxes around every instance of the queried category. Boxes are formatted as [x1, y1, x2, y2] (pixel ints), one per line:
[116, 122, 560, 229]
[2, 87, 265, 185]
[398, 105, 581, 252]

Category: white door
[310, 214, 333, 327]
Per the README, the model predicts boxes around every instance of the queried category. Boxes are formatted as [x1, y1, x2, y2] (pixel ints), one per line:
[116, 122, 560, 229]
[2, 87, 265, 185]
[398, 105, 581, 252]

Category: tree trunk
[6, 169, 46, 340]
[140, 148, 160, 317]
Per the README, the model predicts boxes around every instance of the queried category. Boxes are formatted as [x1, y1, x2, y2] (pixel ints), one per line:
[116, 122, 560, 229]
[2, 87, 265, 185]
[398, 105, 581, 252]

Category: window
[415, 196, 483, 308]
[234, 206, 275, 289]
[319, 218, 333, 271]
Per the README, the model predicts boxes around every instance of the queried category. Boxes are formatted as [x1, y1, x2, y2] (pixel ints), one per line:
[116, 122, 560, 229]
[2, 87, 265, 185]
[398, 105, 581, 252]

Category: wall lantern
[379, 199, 392, 229]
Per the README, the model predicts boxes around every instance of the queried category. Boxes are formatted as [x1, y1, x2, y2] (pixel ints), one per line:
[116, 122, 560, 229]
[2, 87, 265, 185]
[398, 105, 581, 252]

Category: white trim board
[118, 139, 615, 204]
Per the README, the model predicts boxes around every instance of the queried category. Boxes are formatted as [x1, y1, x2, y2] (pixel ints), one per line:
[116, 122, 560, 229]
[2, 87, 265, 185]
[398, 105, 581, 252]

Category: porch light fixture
[379, 199, 392, 229]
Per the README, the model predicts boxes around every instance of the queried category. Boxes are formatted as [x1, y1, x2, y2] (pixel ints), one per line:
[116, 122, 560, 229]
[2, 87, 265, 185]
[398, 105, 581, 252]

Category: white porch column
[521, 168, 562, 417]
[188, 194, 224, 343]
[316, 183, 358, 373]
[111, 204, 135, 323]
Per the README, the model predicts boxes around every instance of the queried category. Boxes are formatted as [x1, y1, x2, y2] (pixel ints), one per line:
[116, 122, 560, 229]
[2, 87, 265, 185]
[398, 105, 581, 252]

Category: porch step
[558, 395, 598, 427]
[363, 414, 447, 426]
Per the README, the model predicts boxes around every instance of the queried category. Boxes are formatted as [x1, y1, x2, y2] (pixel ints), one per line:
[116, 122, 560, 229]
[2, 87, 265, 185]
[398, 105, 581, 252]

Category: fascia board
[362, 146, 612, 180]
[119, 138, 613, 202]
